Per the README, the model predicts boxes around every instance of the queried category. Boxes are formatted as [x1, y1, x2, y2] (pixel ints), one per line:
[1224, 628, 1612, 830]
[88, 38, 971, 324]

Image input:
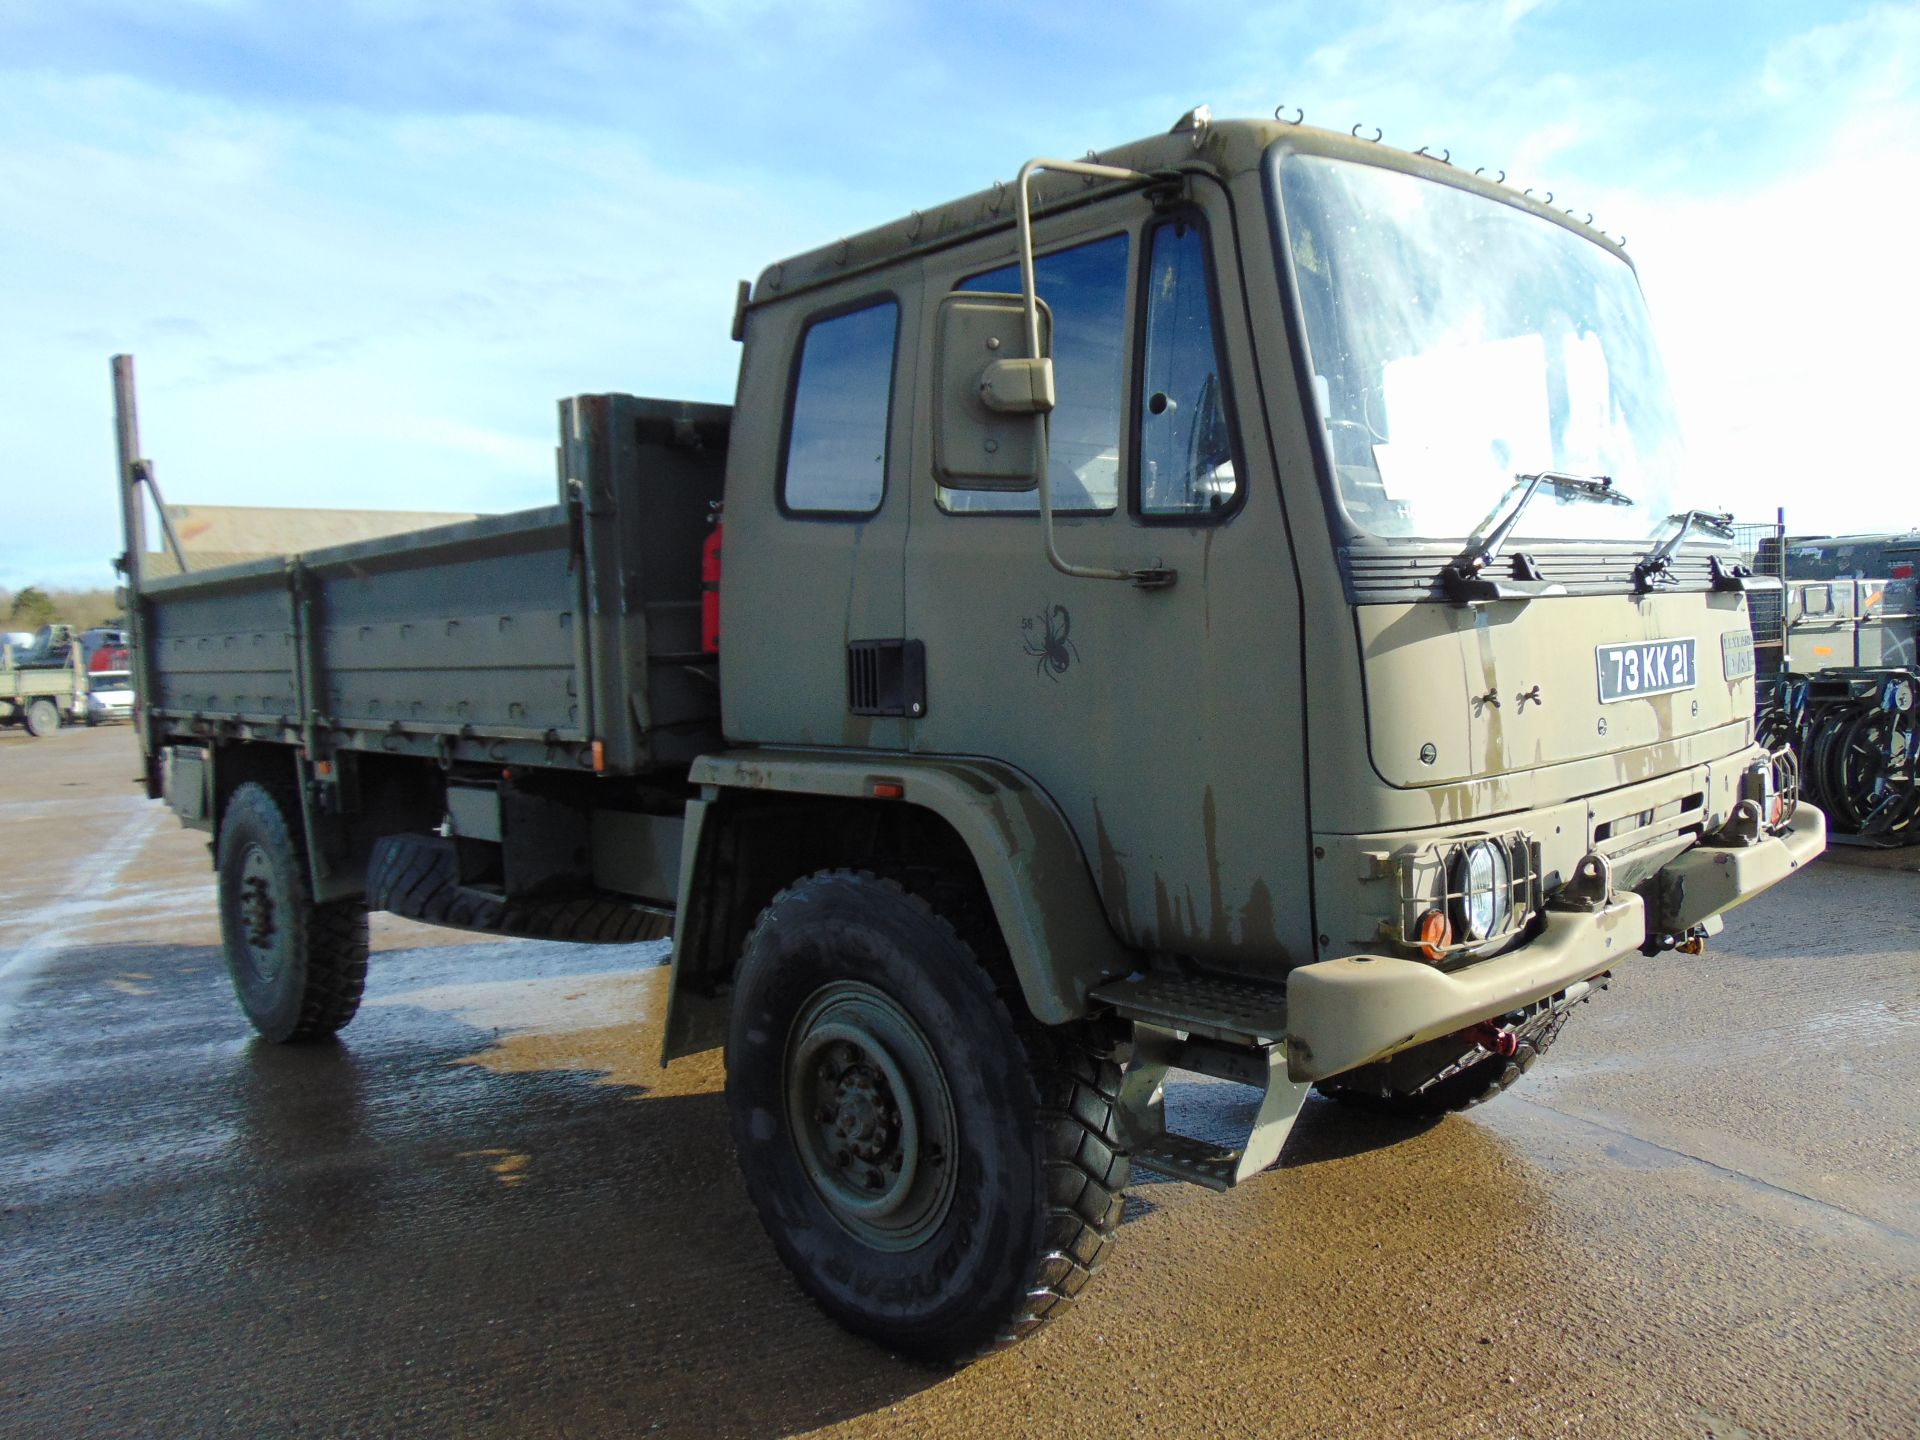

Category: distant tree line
[1, 585, 124, 632]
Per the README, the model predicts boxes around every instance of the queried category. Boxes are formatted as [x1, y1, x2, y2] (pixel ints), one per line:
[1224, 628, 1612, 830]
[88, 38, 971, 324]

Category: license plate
[1596, 638, 1697, 703]
[1721, 630, 1755, 680]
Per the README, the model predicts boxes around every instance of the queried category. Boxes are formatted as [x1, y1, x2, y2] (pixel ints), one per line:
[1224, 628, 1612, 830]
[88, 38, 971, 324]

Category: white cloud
[0, 72, 827, 583]
[1762, 3, 1920, 108]
[1603, 7, 1920, 534]
[5, 1, 1919, 588]
[1627, 132, 1920, 533]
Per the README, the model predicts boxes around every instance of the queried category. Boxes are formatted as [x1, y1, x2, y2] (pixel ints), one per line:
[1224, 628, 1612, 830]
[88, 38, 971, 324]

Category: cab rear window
[781, 300, 899, 515]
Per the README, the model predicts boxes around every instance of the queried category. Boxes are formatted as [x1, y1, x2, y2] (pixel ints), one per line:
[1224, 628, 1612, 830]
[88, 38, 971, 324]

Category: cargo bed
[135, 394, 729, 778]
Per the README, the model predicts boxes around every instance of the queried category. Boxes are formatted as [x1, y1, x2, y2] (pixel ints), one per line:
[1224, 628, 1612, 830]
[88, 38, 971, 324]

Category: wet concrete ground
[2, 726, 1916, 1440]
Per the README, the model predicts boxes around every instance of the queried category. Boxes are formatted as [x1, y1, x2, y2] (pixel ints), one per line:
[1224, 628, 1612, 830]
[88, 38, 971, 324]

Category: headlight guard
[1397, 832, 1542, 962]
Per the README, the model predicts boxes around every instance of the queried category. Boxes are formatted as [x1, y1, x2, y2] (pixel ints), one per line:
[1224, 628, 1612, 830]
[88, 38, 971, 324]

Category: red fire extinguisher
[701, 511, 723, 655]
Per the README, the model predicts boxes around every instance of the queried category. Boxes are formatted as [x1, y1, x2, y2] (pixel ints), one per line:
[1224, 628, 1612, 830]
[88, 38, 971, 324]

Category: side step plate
[1090, 970, 1290, 1047]
[1115, 1026, 1309, 1193]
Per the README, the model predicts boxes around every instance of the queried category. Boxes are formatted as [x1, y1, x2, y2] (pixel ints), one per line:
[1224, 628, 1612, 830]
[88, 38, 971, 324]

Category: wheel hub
[826, 1062, 899, 1165]
[785, 982, 958, 1250]
[237, 845, 284, 979]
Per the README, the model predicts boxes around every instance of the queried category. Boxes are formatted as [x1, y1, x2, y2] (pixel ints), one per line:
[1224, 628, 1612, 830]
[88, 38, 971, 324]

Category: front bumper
[1285, 806, 1827, 1082]
[1652, 804, 1826, 934]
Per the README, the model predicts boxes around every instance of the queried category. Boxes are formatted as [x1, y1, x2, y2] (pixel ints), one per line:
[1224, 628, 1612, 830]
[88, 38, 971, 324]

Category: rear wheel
[216, 782, 369, 1042]
[24, 698, 60, 737]
[726, 870, 1127, 1363]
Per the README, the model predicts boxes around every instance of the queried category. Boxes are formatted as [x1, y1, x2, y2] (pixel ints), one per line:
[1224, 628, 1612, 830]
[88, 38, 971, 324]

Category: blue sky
[3, 0, 1916, 587]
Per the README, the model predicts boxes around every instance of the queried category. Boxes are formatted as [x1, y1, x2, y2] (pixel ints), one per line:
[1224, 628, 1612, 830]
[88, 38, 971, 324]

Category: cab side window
[782, 299, 899, 515]
[1137, 219, 1239, 516]
[946, 233, 1130, 514]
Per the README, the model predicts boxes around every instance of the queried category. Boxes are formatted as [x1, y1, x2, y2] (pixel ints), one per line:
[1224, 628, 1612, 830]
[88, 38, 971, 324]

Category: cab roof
[749, 113, 1626, 309]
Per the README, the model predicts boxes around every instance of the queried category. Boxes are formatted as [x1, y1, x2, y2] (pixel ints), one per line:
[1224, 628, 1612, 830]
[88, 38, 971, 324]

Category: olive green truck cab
[118, 112, 1823, 1363]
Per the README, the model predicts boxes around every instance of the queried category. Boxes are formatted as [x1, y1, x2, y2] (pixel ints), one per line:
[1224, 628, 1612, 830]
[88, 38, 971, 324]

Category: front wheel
[216, 782, 370, 1042]
[726, 870, 1127, 1363]
[24, 698, 61, 737]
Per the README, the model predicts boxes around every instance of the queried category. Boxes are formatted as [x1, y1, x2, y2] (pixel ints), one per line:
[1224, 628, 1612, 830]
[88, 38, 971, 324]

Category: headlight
[1449, 839, 1512, 942]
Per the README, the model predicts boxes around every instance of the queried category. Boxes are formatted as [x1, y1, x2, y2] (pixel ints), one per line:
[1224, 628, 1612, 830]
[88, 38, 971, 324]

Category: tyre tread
[365, 834, 669, 945]
[220, 782, 369, 1042]
[737, 867, 1129, 1362]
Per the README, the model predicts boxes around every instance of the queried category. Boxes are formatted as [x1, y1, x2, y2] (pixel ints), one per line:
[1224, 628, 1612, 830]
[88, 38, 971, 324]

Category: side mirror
[932, 291, 1053, 491]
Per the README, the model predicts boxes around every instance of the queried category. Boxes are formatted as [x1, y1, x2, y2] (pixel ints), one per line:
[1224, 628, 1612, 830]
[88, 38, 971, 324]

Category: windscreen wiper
[1442, 470, 1631, 603]
[1633, 509, 1738, 591]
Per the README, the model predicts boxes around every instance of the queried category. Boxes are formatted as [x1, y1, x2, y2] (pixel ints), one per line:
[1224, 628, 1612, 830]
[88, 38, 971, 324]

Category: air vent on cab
[847, 639, 927, 718]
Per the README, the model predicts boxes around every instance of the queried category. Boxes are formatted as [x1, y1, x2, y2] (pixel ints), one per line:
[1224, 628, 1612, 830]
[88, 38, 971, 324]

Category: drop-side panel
[311, 520, 582, 739]
[145, 572, 302, 722]
[142, 508, 584, 747]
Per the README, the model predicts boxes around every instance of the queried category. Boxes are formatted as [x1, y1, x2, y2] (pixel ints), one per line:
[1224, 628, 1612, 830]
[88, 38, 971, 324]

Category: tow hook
[1642, 922, 1713, 957]
[1464, 1021, 1519, 1058]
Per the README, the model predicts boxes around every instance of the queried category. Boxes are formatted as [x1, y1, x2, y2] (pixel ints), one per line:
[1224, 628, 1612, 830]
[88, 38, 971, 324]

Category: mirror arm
[1014, 157, 1176, 590]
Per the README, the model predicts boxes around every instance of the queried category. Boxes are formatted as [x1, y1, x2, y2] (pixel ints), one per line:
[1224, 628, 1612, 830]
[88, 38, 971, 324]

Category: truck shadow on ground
[3, 942, 945, 1437]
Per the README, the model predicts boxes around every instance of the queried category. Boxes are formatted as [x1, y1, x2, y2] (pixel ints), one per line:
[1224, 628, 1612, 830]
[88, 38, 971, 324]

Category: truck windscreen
[1276, 151, 1704, 543]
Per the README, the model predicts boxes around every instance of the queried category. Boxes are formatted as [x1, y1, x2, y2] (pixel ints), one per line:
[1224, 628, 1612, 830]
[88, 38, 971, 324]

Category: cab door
[902, 185, 1312, 968]
[721, 279, 920, 749]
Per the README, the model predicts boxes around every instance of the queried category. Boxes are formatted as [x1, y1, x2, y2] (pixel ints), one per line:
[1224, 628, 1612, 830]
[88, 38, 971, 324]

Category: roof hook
[989, 178, 1006, 213]
[1416, 145, 1451, 164]
[1352, 123, 1383, 142]
[1477, 167, 1507, 183]
[1170, 105, 1212, 148]
[1274, 104, 1304, 124]
[1543, 191, 1554, 204]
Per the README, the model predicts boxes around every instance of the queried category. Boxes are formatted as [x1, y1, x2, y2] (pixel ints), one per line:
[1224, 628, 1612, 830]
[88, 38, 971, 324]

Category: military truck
[1773, 533, 1920, 674]
[116, 111, 1824, 1362]
[2, 626, 93, 736]
[1748, 533, 1919, 842]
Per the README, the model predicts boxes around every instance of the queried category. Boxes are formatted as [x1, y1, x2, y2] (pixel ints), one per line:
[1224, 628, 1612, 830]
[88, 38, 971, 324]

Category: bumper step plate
[1096, 971, 1304, 1191]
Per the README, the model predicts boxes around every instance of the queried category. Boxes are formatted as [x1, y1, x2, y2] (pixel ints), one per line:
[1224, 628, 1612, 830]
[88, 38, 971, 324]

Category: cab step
[1090, 969, 1290, 1047]
[1093, 971, 1306, 1190]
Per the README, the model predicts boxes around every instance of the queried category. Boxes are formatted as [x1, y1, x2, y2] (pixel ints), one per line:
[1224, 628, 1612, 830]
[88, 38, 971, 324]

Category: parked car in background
[83, 631, 134, 725]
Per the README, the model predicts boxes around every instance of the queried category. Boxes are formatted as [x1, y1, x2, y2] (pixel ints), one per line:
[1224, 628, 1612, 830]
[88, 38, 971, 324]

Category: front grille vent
[1593, 791, 1707, 856]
